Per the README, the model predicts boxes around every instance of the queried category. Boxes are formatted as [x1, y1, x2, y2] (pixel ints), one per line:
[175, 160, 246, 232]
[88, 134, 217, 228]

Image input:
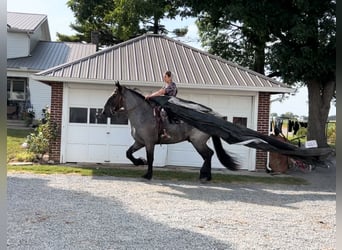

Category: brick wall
[49, 82, 63, 163]
[256, 92, 270, 170]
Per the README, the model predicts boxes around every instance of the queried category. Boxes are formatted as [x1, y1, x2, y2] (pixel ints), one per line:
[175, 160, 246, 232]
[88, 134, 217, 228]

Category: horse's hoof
[142, 173, 152, 180]
[140, 158, 148, 165]
[199, 176, 212, 183]
[134, 158, 146, 166]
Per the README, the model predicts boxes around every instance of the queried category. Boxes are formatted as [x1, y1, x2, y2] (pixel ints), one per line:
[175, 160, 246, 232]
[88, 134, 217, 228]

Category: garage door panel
[67, 126, 89, 143]
[89, 91, 112, 106]
[68, 89, 89, 105]
[65, 144, 88, 162]
[88, 145, 108, 162]
[88, 127, 108, 144]
[167, 142, 204, 167]
[108, 127, 132, 145]
[211, 144, 250, 169]
[108, 145, 131, 163]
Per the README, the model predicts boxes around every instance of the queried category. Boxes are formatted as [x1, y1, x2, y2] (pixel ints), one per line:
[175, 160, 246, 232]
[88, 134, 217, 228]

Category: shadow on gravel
[156, 182, 335, 210]
[86, 163, 336, 210]
[7, 175, 233, 250]
[154, 163, 336, 209]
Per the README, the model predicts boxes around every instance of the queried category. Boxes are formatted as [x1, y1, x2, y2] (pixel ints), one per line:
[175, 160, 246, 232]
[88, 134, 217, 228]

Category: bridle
[106, 92, 123, 116]
[108, 89, 141, 115]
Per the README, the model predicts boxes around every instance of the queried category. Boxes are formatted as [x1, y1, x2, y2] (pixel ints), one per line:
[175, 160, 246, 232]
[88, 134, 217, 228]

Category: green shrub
[296, 127, 307, 137]
[26, 130, 49, 155]
[327, 123, 336, 145]
[16, 151, 37, 162]
[25, 109, 58, 157]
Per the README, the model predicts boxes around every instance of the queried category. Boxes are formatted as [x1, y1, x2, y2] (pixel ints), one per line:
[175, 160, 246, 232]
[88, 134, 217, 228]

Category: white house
[7, 12, 96, 120]
[33, 34, 294, 171]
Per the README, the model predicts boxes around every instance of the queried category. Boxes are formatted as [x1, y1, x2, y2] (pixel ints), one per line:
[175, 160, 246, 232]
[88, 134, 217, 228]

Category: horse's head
[99, 81, 124, 118]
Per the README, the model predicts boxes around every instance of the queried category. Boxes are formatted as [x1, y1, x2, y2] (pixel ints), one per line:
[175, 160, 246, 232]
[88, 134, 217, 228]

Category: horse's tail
[212, 136, 239, 171]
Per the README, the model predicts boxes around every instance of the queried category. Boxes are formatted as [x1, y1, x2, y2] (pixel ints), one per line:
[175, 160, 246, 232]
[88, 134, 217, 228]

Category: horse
[100, 81, 238, 181]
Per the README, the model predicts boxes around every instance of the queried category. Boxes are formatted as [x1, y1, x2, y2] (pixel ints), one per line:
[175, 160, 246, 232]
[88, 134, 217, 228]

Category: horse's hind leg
[191, 140, 214, 181]
[126, 142, 146, 166]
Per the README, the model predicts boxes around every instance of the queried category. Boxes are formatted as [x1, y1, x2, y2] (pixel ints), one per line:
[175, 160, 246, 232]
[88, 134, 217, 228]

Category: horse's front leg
[126, 141, 146, 166]
[142, 144, 155, 180]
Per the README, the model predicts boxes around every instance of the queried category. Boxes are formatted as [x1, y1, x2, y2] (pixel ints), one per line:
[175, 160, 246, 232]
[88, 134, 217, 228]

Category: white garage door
[167, 92, 256, 170]
[62, 85, 256, 170]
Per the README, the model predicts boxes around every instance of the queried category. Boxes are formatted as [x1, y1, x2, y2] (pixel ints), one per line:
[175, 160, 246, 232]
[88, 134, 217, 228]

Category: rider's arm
[145, 88, 165, 99]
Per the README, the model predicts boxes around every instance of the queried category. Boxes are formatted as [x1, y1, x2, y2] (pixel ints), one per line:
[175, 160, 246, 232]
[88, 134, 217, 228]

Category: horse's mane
[129, 87, 145, 99]
[125, 86, 153, 105]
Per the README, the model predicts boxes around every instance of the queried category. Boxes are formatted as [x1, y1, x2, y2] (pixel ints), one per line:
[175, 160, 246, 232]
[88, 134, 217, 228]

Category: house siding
[7, 33, 30, 58]
[49, 82, 63, 163]
[29, 79, 51, 118]
[256, 92, 270, 170]
[29, 29, 42, 52]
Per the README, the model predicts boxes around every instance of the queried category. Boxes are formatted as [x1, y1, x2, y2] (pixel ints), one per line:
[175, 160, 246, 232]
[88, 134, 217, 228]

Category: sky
[7, 0, 336, 117]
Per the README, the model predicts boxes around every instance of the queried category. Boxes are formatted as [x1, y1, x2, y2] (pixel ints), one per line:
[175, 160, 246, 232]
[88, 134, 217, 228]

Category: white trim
[248, 93, 259, 171]
[60, 83, 69, 163]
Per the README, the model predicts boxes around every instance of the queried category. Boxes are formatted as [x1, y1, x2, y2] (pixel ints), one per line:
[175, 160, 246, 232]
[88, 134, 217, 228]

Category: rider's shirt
[163, 82, 177, 97]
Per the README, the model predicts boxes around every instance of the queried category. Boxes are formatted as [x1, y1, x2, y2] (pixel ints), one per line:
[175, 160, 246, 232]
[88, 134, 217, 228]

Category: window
[7, 78, 26, 101]
[233, 117, 247, 127]
[90, 108, 107, 124]
[69, 107, 128, 125]
[69, 108, 87, 123]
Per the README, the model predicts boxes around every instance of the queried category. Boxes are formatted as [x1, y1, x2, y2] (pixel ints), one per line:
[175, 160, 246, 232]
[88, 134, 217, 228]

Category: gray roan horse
[100, 81, 238, 181]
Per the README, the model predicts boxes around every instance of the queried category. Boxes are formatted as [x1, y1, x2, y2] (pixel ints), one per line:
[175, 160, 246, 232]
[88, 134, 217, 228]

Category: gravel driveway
[7, 160, 336, 250]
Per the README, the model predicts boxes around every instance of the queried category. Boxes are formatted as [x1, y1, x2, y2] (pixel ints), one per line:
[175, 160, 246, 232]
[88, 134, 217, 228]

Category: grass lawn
[7, 128, 34, 162]
[7, 129, 308, 185]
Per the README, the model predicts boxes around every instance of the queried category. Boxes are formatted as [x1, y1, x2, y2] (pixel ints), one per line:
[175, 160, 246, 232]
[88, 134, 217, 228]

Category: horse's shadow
[154, 180, 336, 209]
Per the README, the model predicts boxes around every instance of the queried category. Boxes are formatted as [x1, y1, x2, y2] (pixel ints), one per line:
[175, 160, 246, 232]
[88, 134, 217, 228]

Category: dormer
[7, 12, 51, 59]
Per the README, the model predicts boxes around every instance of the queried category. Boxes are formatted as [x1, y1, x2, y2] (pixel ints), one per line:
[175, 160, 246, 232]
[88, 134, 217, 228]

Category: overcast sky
[7, 0, 336, 116]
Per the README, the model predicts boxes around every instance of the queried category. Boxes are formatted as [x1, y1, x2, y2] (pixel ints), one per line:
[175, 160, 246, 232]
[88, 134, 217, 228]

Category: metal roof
[7, 41, 97, 71]
[34, 34, 292, 93]
[7, 12, 47, 33]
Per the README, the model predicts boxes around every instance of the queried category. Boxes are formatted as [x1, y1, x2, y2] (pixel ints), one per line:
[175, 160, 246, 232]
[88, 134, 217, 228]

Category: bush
[25, 108, 58, 157]
[15, 151, 37, 162]
[26, 130, 49, 155]
[327, 123, 336, 145]
[295, 127, 307, 138]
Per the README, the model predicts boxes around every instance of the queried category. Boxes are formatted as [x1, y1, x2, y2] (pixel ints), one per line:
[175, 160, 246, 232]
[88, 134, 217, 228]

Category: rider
[145, 70, 178, 139]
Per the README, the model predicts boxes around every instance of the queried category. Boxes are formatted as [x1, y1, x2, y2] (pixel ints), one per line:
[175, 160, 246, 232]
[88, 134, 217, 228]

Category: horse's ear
[115, 81, 122, 92]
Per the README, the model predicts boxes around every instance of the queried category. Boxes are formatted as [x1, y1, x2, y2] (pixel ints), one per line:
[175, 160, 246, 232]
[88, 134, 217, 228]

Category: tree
[182, 0, 335, 147]
[58, 0, 141, 45]
[140, 0, 181, 34]
[269, 0, 336, 147]
[181, 0, 282, 74]
[58, 0, 186, 45]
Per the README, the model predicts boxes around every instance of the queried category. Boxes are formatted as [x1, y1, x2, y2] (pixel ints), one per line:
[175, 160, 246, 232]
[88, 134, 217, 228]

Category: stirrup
[160, 133, 171, 139]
